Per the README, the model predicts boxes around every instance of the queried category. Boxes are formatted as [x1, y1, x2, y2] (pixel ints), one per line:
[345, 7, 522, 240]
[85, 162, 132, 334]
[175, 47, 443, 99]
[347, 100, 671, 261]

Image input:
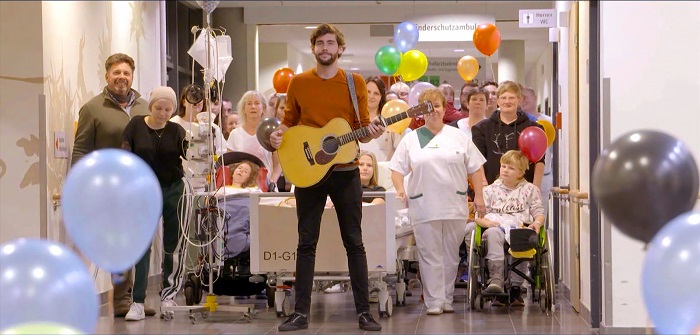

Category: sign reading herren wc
[409, 15, 495, 42]
[519, 9, 557, 28]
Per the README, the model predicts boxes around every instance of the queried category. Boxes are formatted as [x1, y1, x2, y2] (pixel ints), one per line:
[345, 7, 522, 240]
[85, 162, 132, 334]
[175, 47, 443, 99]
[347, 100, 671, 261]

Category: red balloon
[272, 67, 295, 93]
[518, 126, 548, 163]
[473, 23, 501, 57]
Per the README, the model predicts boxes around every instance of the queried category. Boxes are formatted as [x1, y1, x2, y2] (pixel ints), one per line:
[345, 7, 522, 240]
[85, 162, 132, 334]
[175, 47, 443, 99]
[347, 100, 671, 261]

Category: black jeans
[293, 169, 369, 315]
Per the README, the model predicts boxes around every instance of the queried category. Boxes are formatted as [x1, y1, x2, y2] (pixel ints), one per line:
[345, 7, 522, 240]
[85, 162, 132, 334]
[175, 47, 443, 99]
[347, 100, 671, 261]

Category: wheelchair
[466, 224, 555, 312]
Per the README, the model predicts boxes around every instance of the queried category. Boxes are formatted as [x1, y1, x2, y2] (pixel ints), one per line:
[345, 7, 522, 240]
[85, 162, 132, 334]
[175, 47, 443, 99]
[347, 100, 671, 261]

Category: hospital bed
[245, 191, 411, 318]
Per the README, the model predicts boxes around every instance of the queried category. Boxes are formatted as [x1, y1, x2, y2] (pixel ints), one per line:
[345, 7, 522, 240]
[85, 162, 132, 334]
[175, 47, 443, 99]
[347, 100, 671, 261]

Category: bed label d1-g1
[263, 251, 297, 261]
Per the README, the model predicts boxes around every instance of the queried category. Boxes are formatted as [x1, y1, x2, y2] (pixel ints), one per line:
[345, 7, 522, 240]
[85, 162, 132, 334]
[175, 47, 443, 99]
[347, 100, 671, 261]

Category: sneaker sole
[360, 326, 382, 331]
[278, 325, 308, 332]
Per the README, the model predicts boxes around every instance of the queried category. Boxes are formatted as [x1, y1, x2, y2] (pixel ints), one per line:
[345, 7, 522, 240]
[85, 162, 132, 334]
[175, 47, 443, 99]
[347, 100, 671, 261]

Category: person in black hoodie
[471, 81, 545, 189]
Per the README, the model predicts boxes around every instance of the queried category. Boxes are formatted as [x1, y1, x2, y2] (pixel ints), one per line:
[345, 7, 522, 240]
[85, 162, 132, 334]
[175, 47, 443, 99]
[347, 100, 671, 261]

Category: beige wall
[1, 1, 166, 294]
[0, 1, 45, 243]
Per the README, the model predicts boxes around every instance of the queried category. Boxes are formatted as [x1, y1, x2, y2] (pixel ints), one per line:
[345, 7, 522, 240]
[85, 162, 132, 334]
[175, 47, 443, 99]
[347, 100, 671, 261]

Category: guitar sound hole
[321, 136, 339, 154]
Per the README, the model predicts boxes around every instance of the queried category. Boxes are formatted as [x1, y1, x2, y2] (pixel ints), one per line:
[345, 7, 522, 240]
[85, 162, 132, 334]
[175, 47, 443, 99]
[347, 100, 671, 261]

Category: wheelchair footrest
[481, 290, 509, 297]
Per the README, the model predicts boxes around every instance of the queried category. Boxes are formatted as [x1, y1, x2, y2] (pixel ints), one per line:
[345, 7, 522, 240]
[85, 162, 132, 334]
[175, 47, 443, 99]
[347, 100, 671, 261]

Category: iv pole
[160, 1, 257, 324]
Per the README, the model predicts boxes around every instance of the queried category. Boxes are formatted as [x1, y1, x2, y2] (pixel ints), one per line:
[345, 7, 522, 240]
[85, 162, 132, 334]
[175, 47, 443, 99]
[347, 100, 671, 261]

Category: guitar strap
[345, 71, 361, 130]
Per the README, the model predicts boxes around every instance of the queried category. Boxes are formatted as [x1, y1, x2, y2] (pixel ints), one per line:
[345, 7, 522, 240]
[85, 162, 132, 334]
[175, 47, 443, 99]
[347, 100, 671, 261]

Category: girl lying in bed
[215, 160, 263, 198]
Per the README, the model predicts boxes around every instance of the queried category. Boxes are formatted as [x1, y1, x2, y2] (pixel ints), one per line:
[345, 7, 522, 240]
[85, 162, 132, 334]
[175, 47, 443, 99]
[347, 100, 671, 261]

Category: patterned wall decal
[16, 135, 39, 188]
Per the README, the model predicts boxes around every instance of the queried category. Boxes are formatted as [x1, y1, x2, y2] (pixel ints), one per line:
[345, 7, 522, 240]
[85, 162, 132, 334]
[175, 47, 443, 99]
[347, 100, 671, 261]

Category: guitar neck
[337, 111, 410, 146]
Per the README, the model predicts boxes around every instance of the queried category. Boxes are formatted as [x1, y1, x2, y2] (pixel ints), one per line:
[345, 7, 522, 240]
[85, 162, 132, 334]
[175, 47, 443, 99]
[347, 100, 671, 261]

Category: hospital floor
[94, 284, 596, 334]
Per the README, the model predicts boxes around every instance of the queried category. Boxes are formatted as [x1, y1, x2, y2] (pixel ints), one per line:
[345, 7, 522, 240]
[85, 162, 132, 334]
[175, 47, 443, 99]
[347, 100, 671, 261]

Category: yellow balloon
[1, 322, 82, 335]
[397, 50, 428, 82]
[457, 55, 479, 82]
[537, 119, 556, 147]
[381, 99, 411, 134]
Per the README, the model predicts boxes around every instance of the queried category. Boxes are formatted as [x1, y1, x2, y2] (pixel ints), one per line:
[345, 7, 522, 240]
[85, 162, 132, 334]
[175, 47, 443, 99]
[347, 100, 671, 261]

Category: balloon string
[489, 56, 496, 82]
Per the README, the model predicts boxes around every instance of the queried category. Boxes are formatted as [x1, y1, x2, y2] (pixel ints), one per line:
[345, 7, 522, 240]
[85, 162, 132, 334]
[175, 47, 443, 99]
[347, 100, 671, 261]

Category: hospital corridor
[1, 1, 699, 335]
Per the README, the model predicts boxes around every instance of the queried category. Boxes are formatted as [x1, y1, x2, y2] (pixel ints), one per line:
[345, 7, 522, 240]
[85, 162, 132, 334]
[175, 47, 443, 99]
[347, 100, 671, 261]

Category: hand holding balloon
[257, 117, 282, 152]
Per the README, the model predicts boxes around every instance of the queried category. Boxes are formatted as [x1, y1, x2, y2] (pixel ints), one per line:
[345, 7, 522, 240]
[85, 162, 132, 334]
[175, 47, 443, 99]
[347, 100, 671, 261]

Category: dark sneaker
[491, 296, 507, 307]
[510, 286, 525, 306]
[358, 312, 382, 331]
[278, 312, 308, 332]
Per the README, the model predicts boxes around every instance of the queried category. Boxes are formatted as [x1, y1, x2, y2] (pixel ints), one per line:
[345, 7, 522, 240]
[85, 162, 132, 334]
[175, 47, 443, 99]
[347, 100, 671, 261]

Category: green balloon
[375, 45, 402, 76]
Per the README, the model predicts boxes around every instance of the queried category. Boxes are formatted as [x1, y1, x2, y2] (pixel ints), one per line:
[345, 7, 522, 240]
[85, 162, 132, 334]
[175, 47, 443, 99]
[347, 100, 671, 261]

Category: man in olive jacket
[71, 53, 153, 317]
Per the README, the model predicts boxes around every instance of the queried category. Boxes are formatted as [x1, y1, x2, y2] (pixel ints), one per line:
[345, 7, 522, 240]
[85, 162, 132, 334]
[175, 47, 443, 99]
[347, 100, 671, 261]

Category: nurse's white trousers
[413, 219, 466, 309]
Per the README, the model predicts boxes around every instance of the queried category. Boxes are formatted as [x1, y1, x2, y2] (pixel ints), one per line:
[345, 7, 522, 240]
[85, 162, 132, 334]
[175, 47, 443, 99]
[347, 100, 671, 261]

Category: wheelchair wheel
[545, 234, 556, 311]
[539, 235, 555, 312]
[467, 231, 479, 310]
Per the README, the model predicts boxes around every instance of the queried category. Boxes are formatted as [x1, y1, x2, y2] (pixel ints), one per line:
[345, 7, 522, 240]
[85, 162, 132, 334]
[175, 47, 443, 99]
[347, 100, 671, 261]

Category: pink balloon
[518, 126, 548, 163]
[407, 81, 435, 107]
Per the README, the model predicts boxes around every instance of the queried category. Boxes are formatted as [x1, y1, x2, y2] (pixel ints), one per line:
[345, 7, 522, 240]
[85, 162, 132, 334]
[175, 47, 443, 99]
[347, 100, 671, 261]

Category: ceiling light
[350, 67, 360, 71]
[339, 59, 352, 63]
[305, 26, 316, 29]
[454, 49, 465, 52]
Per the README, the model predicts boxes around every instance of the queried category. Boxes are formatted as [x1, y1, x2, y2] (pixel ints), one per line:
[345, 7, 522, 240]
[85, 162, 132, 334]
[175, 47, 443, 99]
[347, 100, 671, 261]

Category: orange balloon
[272, 67, 295, 93]
[381, 99, 411, 134]
[536, 119, 556, 147]
[457, 55, 479, 82]
[473, 23, 501, 56]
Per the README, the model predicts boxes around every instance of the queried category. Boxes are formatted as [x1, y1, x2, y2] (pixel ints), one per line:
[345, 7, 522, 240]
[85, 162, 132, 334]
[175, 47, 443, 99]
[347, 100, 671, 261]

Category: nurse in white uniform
[389, 88, 487, 315]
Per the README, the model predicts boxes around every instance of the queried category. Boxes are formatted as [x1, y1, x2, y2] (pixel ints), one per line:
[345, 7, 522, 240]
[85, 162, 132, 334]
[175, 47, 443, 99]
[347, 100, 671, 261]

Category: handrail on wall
[570, 191, 590, 207]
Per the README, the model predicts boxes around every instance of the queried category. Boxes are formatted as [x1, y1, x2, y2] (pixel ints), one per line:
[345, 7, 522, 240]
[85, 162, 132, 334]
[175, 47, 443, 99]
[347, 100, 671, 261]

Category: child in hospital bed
[215, 160, 263, 198]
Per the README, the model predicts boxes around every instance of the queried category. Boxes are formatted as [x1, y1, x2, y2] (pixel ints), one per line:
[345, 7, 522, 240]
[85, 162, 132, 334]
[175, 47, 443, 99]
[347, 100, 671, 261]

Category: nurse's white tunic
[389, 125, 486, 225]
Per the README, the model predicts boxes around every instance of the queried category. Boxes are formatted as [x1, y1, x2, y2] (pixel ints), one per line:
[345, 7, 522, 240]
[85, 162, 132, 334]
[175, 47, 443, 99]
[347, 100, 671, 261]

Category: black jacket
[471, 110, 545, 184]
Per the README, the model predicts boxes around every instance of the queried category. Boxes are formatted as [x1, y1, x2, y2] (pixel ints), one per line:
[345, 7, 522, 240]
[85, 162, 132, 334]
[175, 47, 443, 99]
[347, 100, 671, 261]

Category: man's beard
[315, 52, 339, 66]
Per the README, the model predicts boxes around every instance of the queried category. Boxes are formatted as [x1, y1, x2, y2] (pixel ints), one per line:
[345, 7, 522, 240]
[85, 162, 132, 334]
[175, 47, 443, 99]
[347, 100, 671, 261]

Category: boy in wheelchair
[475, 150, 545, 306]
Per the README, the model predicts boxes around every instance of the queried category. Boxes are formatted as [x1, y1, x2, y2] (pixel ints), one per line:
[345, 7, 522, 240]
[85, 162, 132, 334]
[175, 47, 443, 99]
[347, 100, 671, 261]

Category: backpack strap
[346, 71, 361, 129]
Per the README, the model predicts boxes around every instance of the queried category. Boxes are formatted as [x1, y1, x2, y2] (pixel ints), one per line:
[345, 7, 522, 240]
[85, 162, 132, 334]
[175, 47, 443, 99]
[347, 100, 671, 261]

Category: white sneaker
[442, 303, 454, 313]
[160, 299, 177, 319]
[426, 306, 443, 315]
[323, 284, 344, 294]
[125, 303, 145, 321]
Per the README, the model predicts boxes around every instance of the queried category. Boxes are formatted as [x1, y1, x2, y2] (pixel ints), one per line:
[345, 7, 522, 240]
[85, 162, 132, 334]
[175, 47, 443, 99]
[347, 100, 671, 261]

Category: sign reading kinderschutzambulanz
[519, 9, 557, 28]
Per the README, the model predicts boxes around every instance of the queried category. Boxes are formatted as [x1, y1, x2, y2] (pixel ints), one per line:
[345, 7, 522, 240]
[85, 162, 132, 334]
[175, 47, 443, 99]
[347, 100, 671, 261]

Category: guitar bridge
[303, 142, 315, 166]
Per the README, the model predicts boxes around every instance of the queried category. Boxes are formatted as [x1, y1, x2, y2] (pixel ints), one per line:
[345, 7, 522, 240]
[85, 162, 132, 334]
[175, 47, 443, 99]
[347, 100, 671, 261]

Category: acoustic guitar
[278, 102, 433, 188]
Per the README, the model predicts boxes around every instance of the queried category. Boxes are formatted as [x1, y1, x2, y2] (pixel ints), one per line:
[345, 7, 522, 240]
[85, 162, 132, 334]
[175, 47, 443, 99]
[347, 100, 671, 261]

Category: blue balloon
[642, 211, 700, 334]
[62, 149, 162, 273]
[394, 21, 419, 53]
[0, 238, 99, 332]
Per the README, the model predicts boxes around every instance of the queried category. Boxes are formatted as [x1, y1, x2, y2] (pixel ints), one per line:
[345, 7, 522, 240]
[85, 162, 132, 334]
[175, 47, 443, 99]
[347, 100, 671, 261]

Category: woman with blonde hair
[390, 88, 486, 315]
[226, 90, 281, 187]
[358, 151, 385, 204]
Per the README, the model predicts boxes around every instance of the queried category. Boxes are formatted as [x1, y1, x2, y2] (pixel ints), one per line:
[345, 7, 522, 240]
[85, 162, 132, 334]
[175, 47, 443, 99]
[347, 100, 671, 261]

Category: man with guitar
[270, 23, 384, 332]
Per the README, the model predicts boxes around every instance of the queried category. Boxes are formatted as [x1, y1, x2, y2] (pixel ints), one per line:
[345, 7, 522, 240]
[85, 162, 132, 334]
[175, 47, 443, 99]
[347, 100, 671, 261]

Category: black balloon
[592, 130, 699, 243]
[256, 117, 281, 152]
[184, 84, 204, 104]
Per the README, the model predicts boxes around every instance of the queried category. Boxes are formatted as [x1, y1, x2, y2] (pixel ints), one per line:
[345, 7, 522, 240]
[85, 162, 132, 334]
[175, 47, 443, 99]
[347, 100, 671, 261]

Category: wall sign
[54, 131, 68, 159]
[519, 9, 557, 28]
[409, 15, 495, 42]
